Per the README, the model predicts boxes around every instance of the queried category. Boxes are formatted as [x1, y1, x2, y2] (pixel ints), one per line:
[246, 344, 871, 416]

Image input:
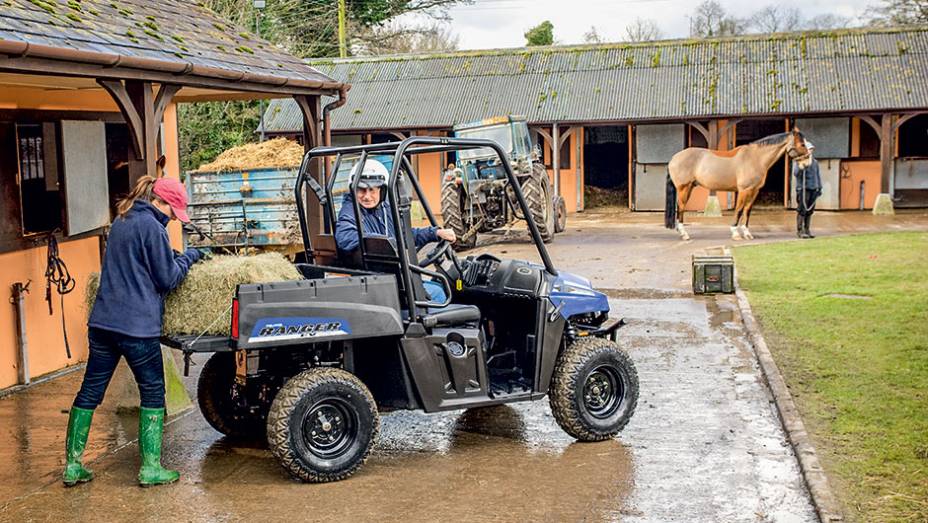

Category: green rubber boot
[138, 407, 179, 487]
[63, 406, 95, 487]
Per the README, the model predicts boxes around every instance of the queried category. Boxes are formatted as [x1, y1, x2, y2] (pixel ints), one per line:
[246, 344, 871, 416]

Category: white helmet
[350, 159, 389, 189]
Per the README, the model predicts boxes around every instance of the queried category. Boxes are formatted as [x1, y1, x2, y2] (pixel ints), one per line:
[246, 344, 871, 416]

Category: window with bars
[17, 124, 44, 181]
[15, 122, 62, 234]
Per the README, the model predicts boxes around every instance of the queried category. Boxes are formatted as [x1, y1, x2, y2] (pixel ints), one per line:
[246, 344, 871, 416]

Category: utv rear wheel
[441, 180, 476, 250]
[549, 337, 638, 441]
[524, 164, 555, 243]
[197, 352, 268, 439]
[267, 368, 379, 483]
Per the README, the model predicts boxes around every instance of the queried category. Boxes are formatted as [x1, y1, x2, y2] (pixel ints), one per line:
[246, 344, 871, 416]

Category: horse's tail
[664, 174, 677, 229]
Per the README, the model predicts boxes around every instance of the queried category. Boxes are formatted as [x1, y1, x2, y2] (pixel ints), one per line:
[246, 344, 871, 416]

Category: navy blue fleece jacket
[88, 200, 202, 338]
[335, 193, 438, 252]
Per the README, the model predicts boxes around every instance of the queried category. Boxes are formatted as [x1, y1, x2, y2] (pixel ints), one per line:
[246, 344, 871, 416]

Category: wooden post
[294, 95, 328, 247]
[552, 123, 561, 195]
[873, 113, 896, 215]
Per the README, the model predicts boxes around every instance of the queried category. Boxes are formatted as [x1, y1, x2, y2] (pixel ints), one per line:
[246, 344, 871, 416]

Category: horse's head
[786, 127, 809, 159]
[155, 154, 166, 178]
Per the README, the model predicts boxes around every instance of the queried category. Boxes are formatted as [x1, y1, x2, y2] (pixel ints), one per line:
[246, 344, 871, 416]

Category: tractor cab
[450, 115, 537, 183]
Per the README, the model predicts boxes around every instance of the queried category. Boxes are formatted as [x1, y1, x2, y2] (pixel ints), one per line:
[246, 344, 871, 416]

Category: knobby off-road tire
[524, 164, 555, 243]
[266, 368, 379, 483]
[197, 352, 268, 439]
[549, 337, 639, 441]
[441, 180, 476, 250]
[554, 195, 567, 233]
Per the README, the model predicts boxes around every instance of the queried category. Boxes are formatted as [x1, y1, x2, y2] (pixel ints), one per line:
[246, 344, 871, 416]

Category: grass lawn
[734, 232, 928, 523]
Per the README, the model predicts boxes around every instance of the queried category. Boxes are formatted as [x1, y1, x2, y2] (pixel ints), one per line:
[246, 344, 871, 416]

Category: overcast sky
[399, 0, 878, 50]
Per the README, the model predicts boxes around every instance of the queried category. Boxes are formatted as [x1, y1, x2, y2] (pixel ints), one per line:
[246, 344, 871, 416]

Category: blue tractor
[442, 116, 567, 249]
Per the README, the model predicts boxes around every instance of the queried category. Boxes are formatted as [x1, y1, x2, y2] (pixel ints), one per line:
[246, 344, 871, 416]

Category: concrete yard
[1, 209, 926, 522]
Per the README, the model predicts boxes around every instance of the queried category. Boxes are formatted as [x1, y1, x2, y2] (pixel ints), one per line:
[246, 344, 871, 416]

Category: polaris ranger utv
[164, 137, 638, 483]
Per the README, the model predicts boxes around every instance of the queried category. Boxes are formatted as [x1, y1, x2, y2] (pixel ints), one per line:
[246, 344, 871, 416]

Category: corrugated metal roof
[263, 27, 928, 132]
[0, 0, 338, 89]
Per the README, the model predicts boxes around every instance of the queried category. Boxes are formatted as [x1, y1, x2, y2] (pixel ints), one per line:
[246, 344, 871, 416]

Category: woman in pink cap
[64, 158, 204, 488]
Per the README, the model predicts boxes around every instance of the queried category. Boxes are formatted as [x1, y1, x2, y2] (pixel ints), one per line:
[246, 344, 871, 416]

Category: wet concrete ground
[2, 210, 926, 522]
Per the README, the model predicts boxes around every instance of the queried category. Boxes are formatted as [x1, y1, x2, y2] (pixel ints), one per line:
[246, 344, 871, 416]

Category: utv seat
[421, 304, 481, 329]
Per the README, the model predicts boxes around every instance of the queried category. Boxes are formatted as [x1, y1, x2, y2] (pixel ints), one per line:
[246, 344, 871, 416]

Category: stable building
[0, 1, 342, 389]
[263, 26, 928, 215]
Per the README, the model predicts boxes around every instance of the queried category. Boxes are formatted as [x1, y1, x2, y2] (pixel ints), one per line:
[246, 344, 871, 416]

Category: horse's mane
[751, 132, 793, 146]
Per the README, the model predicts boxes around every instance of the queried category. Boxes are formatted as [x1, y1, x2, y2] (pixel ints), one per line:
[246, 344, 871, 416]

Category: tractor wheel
[554, 195, 567, 233]
[266, 367, 379, 483]
[197, 352, 268, 439]
[549, 337, 639, 441]
[524, 164, 555, 243]
[441, 180, 476, 250]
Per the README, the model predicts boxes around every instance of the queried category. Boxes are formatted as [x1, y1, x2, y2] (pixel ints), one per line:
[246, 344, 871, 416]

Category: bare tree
[867, 0, 928, 25]
[354, 22, 460, 55]
[688, 0, 745, 37]
[803, 13, 854, 30]
[749, 5, 802, 33]
[625, 18, 663, 42]
[584, 26, 605, 44]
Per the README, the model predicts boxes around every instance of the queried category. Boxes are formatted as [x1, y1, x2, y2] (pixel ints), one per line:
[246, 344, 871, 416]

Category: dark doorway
[105, 123, 130, 218]
[735, 119, 787, 206]
[583, 125, 628, 208]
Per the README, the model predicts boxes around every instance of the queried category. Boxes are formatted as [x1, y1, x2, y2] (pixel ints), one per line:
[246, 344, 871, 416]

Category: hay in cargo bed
[87, 253, 302, 336]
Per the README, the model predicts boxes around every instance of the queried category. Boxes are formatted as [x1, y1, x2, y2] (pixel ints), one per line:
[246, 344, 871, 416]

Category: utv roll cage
[293, 137, 558, 318]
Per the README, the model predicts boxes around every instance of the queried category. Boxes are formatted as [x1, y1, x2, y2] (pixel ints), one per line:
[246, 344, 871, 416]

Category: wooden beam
[553, 123, 560, 195]
[892, 111, 927, 131]
[97, 79, 144, 159]
[859, 115, 881, 136]
[687, 121, 710, 143]
[126, 80, 157, 183]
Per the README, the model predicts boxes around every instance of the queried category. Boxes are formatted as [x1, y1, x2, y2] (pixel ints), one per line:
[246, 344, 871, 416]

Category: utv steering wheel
[418, 239, 452, 268]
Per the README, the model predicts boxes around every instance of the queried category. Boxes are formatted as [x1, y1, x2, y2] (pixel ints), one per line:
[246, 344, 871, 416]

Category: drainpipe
[322, 86, 349, 147]
[10, 281, 31, 386]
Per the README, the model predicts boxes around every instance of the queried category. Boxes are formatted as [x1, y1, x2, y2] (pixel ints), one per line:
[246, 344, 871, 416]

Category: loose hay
[193, 138, 304, 172]
[86, 253, 301, 336]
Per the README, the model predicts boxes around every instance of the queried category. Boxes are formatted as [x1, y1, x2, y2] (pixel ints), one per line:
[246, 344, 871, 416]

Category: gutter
[0, 39, 344, 93]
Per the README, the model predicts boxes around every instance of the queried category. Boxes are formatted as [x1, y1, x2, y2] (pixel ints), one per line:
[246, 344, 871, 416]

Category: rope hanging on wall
[45, 232, 75, 359]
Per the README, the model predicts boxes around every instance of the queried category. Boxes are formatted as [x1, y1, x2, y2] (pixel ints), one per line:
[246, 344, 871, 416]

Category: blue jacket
[335, 193, 438, 253]
[792, 158, 822, 192]
[88, 200, 202, 338]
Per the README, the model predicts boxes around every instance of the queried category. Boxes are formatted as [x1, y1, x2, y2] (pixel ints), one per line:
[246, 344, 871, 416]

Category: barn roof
[0, 0, 341, 94]
[263, 26, 928, 132]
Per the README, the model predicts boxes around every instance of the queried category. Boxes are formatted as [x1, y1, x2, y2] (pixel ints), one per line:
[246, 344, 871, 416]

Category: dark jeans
[797, 188, 820, 216]
[73, 327, 165, 409]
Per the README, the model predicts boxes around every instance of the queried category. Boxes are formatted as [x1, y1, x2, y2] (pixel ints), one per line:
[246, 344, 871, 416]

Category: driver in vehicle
[335, 160, 457, 303]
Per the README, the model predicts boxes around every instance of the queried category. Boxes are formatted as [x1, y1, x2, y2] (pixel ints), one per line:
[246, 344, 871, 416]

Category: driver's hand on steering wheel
[436, 228, 457, 243]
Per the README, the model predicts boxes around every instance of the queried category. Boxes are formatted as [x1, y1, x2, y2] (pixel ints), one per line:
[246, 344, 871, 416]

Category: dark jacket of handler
[792, 154, 822, 238]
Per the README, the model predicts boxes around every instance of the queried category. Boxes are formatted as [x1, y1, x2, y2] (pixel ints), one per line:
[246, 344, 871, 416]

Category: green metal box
[692, 251, 734, 294]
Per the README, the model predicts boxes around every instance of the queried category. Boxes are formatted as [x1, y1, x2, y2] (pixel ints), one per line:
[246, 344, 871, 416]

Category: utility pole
[338, 0, 347, 58]
[255, 0, 266, 141]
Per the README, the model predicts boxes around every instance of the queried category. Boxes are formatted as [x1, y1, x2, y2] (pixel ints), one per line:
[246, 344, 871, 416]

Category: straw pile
[86, 253, 302, 336]
[193, 138, 304, 172]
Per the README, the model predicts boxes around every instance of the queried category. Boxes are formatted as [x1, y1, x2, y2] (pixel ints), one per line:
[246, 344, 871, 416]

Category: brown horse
[664, 128, 808, 241]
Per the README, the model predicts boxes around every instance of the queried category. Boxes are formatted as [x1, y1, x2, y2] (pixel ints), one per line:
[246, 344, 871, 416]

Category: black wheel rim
[301, 397, 357, 459]
[583, 365, 624, 419]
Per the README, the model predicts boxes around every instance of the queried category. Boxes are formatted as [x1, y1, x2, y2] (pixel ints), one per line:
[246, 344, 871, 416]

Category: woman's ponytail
[116, 175, 157, 218]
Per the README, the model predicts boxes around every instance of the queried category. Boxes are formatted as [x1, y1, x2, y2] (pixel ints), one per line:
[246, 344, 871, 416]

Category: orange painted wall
[840, 160, 881, 209]
[412, 130, 444, 213]
[0, 237, 100, 388]
[543, 129, 583, 213]
[162, 102, 183, 248]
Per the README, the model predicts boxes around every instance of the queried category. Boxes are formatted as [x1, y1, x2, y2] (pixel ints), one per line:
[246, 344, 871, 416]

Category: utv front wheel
[549, 337, 639, 441]
[267, 368, 379, 483]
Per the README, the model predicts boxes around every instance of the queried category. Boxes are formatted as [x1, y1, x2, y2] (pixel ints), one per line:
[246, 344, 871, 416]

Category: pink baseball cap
[152, 178, 190, 223]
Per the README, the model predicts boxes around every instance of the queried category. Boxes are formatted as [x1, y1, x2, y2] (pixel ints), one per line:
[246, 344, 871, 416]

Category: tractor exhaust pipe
[10, 281, 31, 385]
